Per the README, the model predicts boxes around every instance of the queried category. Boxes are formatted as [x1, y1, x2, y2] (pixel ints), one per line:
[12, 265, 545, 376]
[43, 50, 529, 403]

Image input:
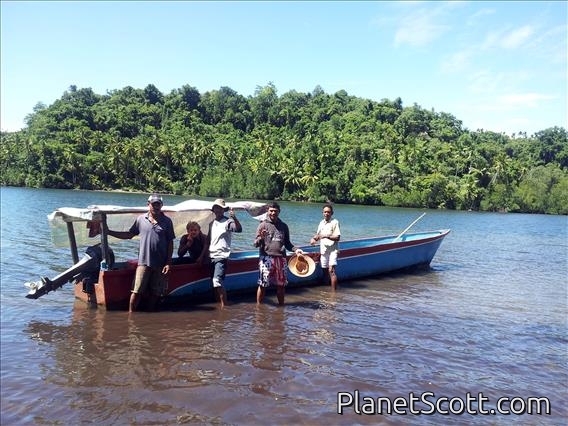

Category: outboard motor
[25, 244, 114, 299]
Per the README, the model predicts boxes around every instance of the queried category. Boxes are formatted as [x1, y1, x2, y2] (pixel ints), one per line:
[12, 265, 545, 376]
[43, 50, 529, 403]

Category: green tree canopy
[2, 83, 566, 215]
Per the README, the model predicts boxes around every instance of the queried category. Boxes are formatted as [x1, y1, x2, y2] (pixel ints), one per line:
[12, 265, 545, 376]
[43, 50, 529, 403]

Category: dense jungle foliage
[1, 83, 567, 214]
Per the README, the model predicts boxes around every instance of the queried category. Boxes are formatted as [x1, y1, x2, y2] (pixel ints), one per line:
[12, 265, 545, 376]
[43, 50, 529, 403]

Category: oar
[393, 213, 426, 242]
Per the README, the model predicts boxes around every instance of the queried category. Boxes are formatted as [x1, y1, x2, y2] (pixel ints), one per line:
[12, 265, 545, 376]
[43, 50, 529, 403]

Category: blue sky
[1, 1, 566, 136]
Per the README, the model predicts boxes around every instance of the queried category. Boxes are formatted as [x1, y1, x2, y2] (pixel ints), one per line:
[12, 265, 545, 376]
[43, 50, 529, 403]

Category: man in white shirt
[201, 198, 242, 308]
[310, 203, 341, 290]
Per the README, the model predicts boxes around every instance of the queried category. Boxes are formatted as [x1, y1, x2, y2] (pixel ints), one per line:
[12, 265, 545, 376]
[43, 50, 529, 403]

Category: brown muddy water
[1, 187, 566, 425]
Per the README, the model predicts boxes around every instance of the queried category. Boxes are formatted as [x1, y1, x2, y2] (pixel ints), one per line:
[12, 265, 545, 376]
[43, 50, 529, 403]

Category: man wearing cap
[200, 198, 242, 308]
[254, 201, 304, 305]
[106, 194, 175, 312]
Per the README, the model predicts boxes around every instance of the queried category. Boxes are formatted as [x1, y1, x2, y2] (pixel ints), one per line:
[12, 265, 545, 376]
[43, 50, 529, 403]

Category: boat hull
[74, 229, 450, 309]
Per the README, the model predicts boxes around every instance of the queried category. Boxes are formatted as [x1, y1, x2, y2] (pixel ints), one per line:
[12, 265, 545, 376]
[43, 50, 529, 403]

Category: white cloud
[452, 100, 552, 135]
[481, 30, 503, 50]
[466, 7, 495, 26]
[527, 25, 567, 64]
[482, 24, 540, 51]
[495, 93, 557, 109]
[440, 50, 472, 73]
[462, 92, 556, 115]
[468, 115, 533, 134]
[394, 18, 449, 47]
[393, 4, 455, 47]
[466, 69, 530, 95]
[467, 70, 506, 94]
[500, 25, 535, 49]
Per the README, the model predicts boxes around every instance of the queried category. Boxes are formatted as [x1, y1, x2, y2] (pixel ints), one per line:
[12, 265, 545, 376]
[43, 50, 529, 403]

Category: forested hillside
[1, 83, 567, 214]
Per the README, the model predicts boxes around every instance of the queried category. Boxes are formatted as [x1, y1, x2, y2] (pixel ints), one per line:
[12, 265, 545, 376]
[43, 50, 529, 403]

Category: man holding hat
[200, 198, 242, 308]
[106, 194, 175, 312]
[254, 201, 304, 305]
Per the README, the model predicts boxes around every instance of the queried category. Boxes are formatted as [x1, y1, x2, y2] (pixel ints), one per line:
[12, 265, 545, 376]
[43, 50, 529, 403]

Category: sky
[1, 1, 566, 136]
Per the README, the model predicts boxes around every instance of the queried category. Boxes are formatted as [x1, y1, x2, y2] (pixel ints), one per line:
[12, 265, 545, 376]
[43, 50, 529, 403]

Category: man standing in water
[310, 203, 341, 290]
[106, 194, 175, 312]
[200, 198, 242, 308]
[254, 202, 304, 305]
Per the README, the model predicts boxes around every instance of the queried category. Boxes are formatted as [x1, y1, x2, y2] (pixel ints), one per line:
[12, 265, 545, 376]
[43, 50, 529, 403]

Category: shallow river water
[1, 187, 566, 425]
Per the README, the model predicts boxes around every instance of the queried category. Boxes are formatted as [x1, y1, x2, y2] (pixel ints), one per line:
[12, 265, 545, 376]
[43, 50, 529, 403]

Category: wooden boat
[24, 200, 450, 310]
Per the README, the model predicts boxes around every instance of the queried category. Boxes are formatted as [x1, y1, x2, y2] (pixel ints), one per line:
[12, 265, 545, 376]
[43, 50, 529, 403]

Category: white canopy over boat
[47, 199, 269, 256]
[48, 199, 268, 224]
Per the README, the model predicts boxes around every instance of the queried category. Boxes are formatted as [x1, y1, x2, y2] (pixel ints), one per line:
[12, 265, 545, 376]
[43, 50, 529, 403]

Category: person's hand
[162, 264, 170, 274]
[295, 249, 304, 255]
[310, 238, 317, 246]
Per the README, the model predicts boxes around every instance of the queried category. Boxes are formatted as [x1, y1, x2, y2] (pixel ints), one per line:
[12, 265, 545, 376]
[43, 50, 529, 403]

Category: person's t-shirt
[129, 213, 175, 267]
[317, 218, 341, 253]
[209, 217, 238, 259]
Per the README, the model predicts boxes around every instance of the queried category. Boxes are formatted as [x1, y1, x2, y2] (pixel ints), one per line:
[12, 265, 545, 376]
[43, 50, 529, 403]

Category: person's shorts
[210, 258, 227, 288]
[257, 255, 287, 288]
[132, 265, 167, 296]
[319, 250, 338, 269]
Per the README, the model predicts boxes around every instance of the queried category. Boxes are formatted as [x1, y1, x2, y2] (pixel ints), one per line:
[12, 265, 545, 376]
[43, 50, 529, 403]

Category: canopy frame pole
[66, 221, 80, 264]
[100, 213, 111, 268]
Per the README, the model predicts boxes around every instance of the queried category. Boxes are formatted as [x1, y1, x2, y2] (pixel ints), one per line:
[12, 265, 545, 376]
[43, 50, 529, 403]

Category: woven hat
[288, 254, 316, 278]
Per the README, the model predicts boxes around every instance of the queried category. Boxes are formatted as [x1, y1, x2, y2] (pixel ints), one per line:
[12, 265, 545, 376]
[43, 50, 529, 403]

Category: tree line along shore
[1, 83, 566, 214]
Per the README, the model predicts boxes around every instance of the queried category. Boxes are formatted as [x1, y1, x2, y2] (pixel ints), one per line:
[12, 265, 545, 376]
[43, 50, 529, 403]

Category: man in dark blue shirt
[106, 194, 175, 312]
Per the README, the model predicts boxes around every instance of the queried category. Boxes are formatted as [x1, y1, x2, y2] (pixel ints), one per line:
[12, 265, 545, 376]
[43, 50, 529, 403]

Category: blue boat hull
[75, 229, 450, 308]
[167, 229, 450, 299]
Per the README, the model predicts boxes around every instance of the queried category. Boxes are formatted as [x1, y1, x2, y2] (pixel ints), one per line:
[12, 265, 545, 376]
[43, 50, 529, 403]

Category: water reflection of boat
[24, 199, 449, 310]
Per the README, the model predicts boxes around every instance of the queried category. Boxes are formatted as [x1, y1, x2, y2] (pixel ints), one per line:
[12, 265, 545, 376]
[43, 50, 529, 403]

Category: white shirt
[317, 218, 341, 253]
[209, 217, 236, 259]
